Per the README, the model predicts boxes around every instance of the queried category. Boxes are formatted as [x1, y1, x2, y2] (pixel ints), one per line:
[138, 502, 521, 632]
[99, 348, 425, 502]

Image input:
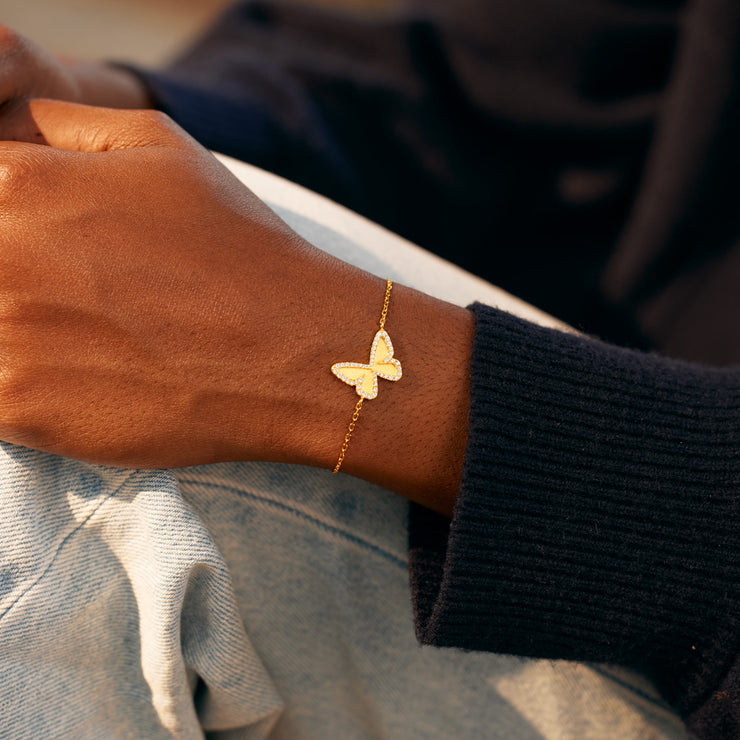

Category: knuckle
[141, 108, 171, 127]
[78, 121, 110, 153]
[0, 152, 32, 191]
[122, 108, 183, 146]
[0, 147, 42, 201]
[0, 27, 30, 82]
[129, 107, 165, 129]
[0, 25, 23, 57]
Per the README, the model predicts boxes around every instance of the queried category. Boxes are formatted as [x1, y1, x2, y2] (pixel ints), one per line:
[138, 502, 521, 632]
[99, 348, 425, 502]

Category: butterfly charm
[331, 330, 402, 399]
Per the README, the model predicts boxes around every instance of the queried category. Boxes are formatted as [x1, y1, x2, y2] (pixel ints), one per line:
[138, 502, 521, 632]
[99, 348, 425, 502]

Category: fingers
[0, 26, 75, 143]
[0, 26, 31, 102]
[0, 26, 80, 107]
[0, 98, 188, 152]
[0, 98, 47, 145]
[0, 99, 200, 223]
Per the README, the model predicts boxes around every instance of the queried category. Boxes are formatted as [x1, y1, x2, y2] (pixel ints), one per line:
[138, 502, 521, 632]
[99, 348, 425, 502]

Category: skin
[0, 88, 473, 517]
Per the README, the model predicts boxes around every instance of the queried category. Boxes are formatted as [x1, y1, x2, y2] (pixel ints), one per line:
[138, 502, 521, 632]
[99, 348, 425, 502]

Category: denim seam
[178, 478, 407, 570]
[0, 470, 140, 623]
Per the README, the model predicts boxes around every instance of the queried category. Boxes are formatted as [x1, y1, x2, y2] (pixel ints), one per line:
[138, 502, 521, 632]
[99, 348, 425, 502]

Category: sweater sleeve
[408, 303, 740, 738]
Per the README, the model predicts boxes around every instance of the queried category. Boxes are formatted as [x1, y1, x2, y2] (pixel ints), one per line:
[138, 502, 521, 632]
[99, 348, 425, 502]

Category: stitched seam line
[0, 470, 140, 623]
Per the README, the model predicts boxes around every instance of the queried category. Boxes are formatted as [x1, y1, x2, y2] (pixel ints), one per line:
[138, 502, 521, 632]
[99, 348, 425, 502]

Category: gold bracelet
[330, 279, 402, 473]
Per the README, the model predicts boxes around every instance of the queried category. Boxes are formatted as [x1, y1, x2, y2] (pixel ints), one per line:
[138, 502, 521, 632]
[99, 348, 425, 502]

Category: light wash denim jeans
[0, 160, 689, 739]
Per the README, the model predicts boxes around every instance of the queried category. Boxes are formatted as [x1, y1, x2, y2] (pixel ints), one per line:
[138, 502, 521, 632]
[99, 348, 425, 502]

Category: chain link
[332, 397, 364, 474]
[332, 279, 393, 474]
[378, 279, 392, 330]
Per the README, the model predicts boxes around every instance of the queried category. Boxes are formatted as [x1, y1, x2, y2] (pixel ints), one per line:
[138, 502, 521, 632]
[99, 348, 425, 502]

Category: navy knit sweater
[410, 305, 740, 737]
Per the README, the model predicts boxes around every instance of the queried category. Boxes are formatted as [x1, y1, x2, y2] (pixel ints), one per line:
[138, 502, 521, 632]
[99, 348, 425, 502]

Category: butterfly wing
[369, 330, 402, 381]
[331, 363, 379, 399]
[331, 331, 401, 400]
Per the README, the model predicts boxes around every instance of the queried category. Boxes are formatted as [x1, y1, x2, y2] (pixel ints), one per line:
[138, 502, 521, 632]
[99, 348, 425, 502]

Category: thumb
[0, 98, 187, 152]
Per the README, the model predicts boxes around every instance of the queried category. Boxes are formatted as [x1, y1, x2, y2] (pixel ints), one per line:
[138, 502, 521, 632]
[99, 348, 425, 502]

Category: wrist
[335, 282, 474, 516]
[268, 260, 473, 516]
[169, 213, 474, 517]
[176, 236, 390, 471]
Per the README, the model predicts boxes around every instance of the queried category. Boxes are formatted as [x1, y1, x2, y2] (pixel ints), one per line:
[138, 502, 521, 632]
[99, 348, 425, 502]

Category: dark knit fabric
[410, 304, 740, 734]
[687, 654, 740, 738]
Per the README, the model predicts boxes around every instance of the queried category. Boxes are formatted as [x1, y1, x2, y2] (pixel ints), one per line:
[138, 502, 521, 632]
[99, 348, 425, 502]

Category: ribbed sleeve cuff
[409, 303, 740, 720]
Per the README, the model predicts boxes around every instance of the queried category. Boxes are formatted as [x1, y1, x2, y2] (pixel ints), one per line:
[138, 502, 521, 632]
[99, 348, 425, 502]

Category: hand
[0, 100, 472, 513]
[0, 99, 347, 467]
[0, 26, 80, 104]
[0, 26, 149, 126]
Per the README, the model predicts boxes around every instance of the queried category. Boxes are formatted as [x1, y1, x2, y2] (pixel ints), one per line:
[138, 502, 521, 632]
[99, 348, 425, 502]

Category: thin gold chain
[378, 279, 392, 330]
[332, 397, 364, 474]
[332, 279, 393, 474]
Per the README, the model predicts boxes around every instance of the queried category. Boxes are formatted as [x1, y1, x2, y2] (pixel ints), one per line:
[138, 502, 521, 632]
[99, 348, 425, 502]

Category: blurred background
[1, 0, 231, 65]
[0, 0, 388, 66]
